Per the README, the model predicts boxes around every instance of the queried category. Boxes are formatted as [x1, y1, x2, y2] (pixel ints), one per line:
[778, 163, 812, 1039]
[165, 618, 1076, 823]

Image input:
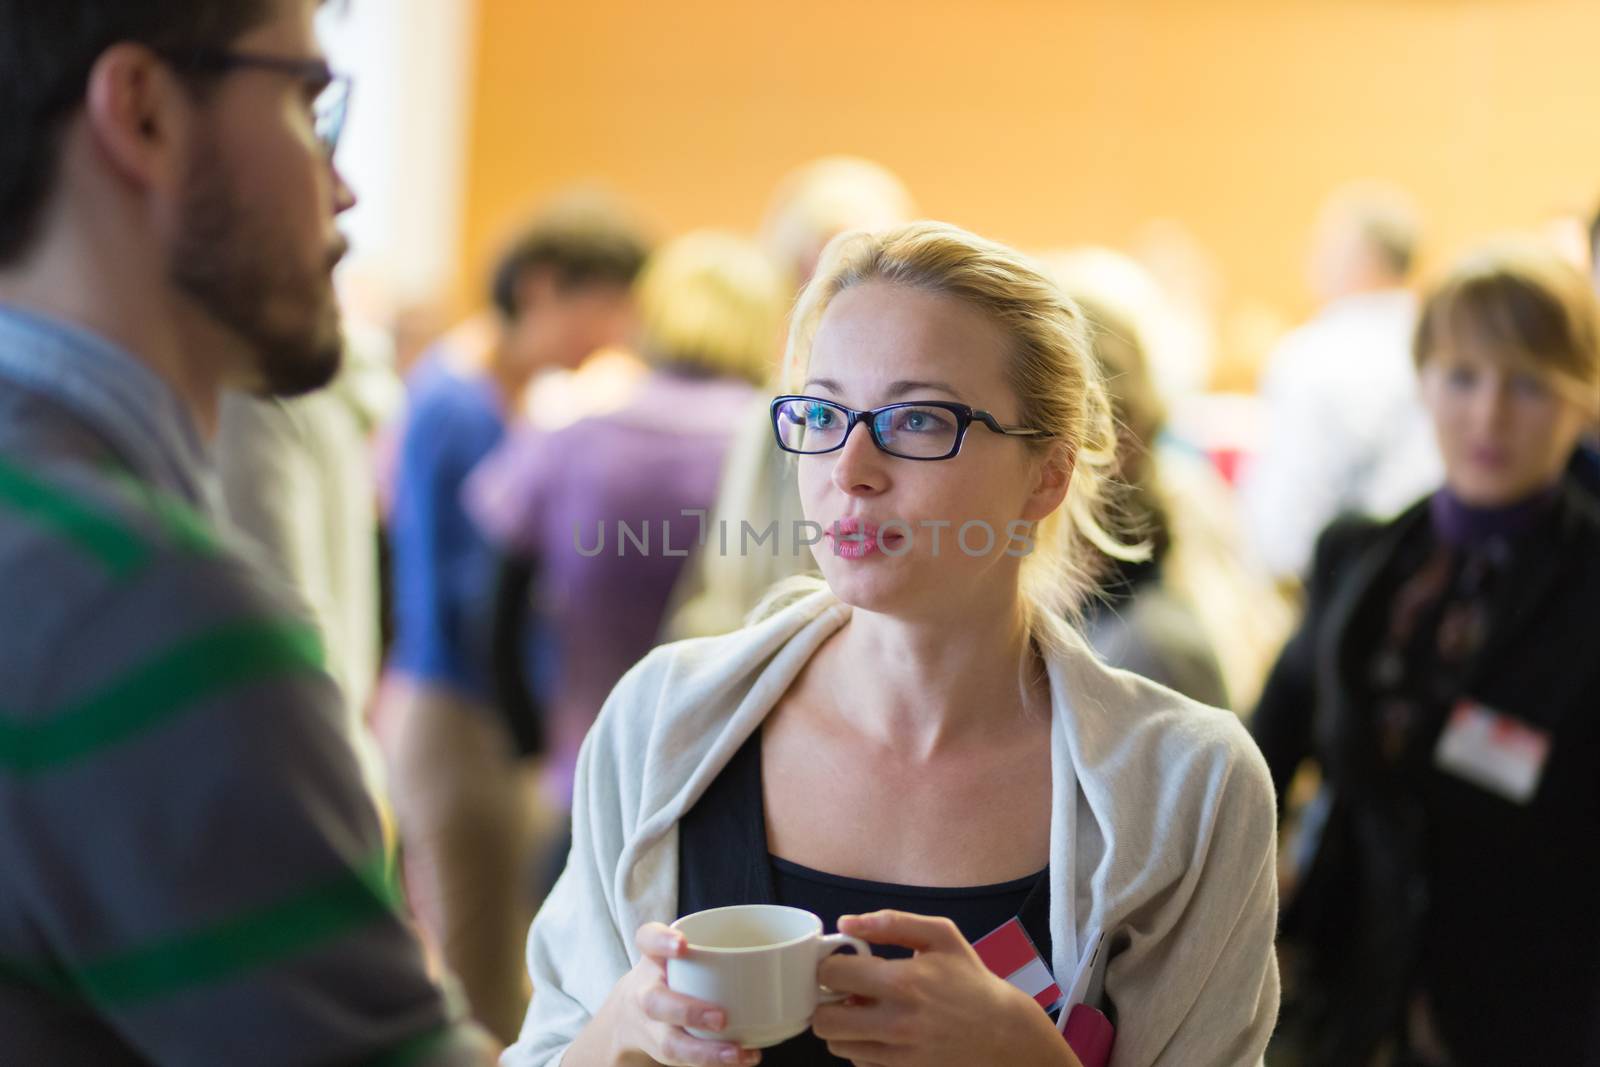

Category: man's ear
[82, 44, 191, 193]
[1022, 441, 1074, 521]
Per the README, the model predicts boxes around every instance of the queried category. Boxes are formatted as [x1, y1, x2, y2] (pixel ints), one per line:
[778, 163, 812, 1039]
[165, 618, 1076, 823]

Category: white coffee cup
[666, 904, 870, 1049]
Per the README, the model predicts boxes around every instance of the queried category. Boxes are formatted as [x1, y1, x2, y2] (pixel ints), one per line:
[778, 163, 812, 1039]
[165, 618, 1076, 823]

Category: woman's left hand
[811, 911, 1083, 1067]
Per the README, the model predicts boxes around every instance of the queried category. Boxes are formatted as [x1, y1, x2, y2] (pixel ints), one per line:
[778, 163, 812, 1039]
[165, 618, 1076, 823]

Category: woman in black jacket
[1253, 242, 1600, 1067]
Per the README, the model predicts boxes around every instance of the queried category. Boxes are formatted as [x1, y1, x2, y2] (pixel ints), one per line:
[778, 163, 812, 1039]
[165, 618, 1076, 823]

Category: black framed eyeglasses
[159, 49, 351, 160]
[770, 395, 1051, 461]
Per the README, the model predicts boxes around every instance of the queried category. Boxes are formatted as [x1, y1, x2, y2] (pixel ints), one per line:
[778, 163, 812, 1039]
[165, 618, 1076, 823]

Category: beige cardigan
[504, 591, 1279, 1067]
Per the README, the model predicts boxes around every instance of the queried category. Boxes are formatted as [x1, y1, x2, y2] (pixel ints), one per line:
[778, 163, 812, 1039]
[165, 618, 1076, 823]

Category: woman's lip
[1468, 447, 1511, 467]
[824, 521, 905, 557]
[825, 522, 905, 540]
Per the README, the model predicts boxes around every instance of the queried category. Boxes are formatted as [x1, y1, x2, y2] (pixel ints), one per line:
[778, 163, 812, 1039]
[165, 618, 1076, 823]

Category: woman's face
[795, 281, 1067, 620]
[1421, 340, 1592, 507]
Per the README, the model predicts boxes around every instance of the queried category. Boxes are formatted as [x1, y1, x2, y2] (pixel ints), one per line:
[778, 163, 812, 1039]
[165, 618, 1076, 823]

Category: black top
[1252, 480, 1600, 1066]
[678, 728, 1051, 1066]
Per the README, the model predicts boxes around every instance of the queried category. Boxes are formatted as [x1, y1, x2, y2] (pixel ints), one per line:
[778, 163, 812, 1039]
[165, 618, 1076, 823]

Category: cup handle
[816, 933, 871, 1004]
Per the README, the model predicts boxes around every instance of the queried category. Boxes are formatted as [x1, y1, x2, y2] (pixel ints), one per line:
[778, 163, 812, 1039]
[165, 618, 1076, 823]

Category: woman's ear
[1022, 442, 1073, 521]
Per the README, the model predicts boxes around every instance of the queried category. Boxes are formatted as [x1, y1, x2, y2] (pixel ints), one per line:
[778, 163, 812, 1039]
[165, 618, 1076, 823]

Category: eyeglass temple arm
[972, 410, 1050, 437]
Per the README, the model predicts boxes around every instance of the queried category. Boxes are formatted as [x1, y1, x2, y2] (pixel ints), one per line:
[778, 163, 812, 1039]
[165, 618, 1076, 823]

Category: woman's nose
[1468, 381, 1511, 433]
[830, 419, 888, 496]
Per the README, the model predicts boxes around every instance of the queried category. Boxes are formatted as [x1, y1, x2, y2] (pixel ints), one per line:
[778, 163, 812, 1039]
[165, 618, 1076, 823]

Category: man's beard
[169, 136, 343, 399]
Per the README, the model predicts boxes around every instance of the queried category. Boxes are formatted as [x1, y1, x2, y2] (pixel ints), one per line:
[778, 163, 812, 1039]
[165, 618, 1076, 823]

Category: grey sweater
[0, 305, 486, 1064]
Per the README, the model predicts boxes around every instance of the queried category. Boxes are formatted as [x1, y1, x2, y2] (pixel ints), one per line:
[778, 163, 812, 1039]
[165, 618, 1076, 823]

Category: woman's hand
[589, 922, 762, 1067]
[811, 911, 1082, 1067]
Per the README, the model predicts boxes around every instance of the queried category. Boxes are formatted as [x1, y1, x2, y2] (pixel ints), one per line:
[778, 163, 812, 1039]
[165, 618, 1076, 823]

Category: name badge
[1433, 700, 1551, 804]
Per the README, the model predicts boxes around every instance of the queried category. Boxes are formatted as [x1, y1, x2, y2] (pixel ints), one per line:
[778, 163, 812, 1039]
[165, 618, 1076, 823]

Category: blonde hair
[634, 230, 788, 385]
[761, 157, 916, 286]
[772, 221, 1147, 642]
[1415, 240, 1600, 416]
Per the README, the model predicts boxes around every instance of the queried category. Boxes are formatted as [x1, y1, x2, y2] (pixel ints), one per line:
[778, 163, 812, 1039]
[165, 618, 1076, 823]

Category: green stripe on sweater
[0, 619, 325, 774]
[1, 850, 400, 1006]
[0, 457, 147, 576]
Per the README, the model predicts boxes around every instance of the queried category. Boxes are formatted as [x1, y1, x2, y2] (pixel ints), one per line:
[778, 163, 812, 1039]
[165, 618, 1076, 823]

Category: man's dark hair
[0, 1, 277, 265]
[489, 192, 652, 321]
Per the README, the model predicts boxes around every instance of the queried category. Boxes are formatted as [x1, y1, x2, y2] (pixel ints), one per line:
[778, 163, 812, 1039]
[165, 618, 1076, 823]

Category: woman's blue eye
[805, 404, 837, 428]
[1444, 367, 1476, 390]
[892, 408, 949, 433]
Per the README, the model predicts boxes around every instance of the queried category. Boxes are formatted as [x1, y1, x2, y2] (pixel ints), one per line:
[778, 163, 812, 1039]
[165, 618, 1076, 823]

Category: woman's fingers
[839, 910, 965, 953]
[818, 951, 897, 999]
[656, 1025, 763, 1066]
[636, 921, 688, 961]
[812, 997, 897, 1042]
[639, 983, 728, 1032]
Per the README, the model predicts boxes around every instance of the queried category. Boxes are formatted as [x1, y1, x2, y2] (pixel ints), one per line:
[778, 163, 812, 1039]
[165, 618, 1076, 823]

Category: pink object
[1209, 445, 1245, 486]
[972, 918, 1064, 1011]
[1063, 1003, 1115, 1067]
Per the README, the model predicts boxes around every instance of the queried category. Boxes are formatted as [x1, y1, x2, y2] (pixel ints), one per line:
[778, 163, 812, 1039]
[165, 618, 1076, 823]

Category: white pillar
[320, 0, 478, 316]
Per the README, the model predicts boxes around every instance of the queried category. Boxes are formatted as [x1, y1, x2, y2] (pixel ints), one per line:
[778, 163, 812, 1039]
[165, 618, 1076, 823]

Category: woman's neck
[819, 598, 1044, 759]
[1431, 481, 1561, 549]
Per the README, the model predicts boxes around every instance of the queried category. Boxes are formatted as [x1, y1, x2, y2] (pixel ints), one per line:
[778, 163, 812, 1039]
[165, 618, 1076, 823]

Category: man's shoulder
[0, 451, 320, 717]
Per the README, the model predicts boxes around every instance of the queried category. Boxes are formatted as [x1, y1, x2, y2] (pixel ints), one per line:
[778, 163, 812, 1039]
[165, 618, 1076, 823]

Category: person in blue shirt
[383, 196, 649, 1043]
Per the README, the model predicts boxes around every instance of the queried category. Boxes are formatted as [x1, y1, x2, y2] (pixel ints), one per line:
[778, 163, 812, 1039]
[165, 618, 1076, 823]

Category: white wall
[319, 0, 477, 317]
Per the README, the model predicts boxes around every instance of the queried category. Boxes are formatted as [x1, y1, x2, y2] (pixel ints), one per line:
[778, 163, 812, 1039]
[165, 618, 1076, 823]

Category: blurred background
[323, 0, 1600, 380]
[271, 3, 1600, 1053]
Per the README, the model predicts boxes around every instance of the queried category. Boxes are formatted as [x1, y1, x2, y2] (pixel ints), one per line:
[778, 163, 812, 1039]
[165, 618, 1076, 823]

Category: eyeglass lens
[774, 399, 961, 459]
[313, 79, 349, 158]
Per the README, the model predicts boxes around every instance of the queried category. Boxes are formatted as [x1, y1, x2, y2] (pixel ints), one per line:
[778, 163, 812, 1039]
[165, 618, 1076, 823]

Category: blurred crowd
[216, 157, 1600, 1062]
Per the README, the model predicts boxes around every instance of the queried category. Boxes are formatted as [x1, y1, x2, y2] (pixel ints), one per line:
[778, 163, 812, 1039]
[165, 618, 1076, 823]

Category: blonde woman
[505, 223, 1279, 1067]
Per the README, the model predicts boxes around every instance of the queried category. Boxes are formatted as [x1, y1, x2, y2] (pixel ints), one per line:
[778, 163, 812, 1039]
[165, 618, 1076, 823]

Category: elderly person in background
[1253, 242, 1600, 1065]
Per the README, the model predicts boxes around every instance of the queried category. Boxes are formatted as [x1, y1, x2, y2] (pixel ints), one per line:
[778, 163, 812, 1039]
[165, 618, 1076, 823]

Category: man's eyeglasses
[770, 395, 1052, 462]
[159, 49, 351, 160]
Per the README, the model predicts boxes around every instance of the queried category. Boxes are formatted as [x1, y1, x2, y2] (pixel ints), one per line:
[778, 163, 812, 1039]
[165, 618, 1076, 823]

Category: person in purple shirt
[382, 195, 648, 1044]
[466, 231, 787, 820]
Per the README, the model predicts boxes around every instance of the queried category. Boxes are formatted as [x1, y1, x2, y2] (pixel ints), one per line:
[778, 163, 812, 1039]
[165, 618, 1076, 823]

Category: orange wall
[456, 0, 1600, 359]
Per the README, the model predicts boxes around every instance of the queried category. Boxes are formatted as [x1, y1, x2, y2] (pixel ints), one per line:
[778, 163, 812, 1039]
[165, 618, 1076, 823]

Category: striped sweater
[0, 305, 488, 1065]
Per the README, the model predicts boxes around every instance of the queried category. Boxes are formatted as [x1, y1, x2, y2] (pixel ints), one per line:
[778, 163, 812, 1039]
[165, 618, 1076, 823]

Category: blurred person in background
[662, 156, 915, 640]
[0, 0, 495, 1061]
[217, 320, 402, 804]
[1052, 287, 1230, 707]
[1240, 182, 1442, 581]
[465, 230, 787, 877]
[1045, 247, 1293, 711]
[381, 194, 648, 1044]
[1252, 243, 1600, 1065]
